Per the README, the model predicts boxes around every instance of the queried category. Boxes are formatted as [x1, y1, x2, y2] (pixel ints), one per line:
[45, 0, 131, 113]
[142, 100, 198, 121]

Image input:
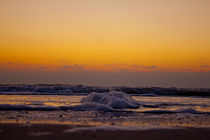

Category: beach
[1, 0, 210, 139]
[1, 123, 210, 140]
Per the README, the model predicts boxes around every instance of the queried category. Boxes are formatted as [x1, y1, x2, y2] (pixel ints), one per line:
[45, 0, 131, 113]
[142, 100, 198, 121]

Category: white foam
[60, 103, 113, 111]
[174, 108, 201, 114]
[28, 131, 53, 136]
[140, 108, 210, 114]
[81, 91, 140, 109]
[64, 125, 175, 133]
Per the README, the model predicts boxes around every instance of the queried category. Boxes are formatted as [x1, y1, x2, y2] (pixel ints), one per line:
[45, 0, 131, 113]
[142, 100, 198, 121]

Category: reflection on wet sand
[0, 94, 209, 129]
[0, 111, 210, 128]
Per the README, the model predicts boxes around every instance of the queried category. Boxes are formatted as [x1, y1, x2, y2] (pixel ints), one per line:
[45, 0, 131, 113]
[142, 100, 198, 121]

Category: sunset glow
[0, 0, 210, 72]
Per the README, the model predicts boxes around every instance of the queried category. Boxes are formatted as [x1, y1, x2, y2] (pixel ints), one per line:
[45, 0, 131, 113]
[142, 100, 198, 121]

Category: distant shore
[0, 123, 210, 140]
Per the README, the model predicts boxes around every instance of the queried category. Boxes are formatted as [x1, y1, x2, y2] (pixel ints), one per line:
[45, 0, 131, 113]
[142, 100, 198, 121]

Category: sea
[0, 84, 209, 130]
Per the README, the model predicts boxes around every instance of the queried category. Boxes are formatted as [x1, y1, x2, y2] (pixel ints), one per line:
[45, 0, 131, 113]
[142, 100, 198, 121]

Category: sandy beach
[0, 123, 210, 140]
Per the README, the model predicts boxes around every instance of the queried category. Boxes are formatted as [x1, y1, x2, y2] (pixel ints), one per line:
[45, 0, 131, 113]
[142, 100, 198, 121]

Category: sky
[0, 0, 210, 87]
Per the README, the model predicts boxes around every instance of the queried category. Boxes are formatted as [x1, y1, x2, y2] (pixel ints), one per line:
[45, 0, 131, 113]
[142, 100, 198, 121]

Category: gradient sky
[0, 0, 210, 87]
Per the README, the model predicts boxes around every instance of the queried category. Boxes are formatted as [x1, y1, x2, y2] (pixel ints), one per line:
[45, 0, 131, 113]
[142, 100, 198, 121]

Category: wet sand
[0, 123, 210, 140]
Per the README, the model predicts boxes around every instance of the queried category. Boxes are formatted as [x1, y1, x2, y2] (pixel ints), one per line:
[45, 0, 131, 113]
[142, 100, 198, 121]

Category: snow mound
[81, 91, 140, 109]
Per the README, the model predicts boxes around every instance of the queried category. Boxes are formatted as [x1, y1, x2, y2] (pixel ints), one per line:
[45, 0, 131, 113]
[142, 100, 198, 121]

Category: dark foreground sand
[0, 124, 210, 140]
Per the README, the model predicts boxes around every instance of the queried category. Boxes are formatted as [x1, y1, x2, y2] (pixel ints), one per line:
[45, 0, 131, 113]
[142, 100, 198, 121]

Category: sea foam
[80, 91, 140, 109]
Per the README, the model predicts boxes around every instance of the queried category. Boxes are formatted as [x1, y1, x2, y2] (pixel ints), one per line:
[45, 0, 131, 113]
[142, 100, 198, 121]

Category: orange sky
[0, 0, 210, 72]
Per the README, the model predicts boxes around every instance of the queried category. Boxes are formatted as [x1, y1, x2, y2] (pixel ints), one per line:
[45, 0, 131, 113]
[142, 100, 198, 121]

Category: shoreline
[1, 123, 210, 140]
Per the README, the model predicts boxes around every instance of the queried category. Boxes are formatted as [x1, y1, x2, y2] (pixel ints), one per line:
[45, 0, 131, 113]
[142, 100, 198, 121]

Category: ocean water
[0, 90, 209, 129]
[0, 94, 209, 113]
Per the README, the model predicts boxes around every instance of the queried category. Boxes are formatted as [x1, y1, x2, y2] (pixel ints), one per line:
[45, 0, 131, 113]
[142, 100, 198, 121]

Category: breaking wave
[0, 104, 209, 114]
[0, 91, 209, 114]
[80, 91, 140, 109]
[0, 91, 140, 111]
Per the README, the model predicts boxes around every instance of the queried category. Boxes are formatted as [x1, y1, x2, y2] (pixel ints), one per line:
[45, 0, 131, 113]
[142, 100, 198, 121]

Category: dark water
[0, 94, 209, 129]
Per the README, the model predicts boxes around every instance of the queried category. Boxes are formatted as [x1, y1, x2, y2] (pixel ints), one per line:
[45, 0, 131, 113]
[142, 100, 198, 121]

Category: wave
[0, 91, 138, 111]
[0, 104, 59, 111]
[0, 91, 209, 113]
[64, 126, 175, 133]
[81, 91, 140, 109]
[0, 84, 210, 97]
[0, 104, 209, 114]
[141, 103, 210, 108]
[140, 108, 210, 114]
[0, 103, 113, 111]
[0, 92, 89, 95]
